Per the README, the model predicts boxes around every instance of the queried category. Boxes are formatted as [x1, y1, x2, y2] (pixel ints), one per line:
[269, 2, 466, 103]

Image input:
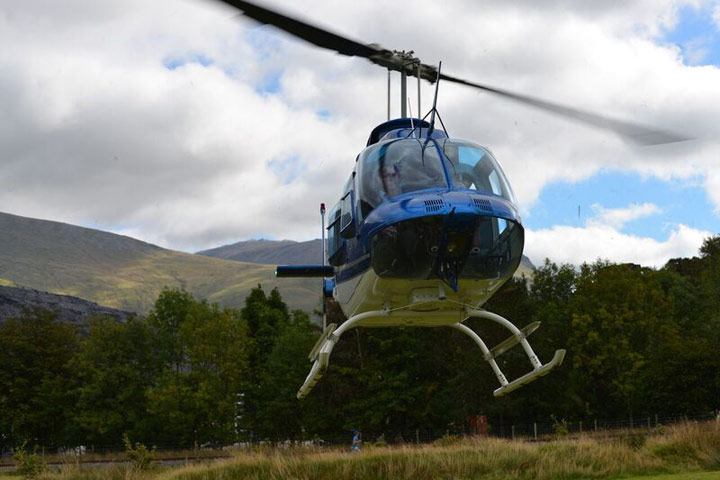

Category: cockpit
[438, 139, 515, 203]
[356, 137, 516, 220]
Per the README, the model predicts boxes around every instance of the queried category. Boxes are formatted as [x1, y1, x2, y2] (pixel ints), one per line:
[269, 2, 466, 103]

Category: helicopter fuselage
[326, 118, 524, 324]
[279, 118, 565, 400]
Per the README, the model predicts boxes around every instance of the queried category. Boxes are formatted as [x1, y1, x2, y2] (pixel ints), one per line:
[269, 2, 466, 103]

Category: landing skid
[297, 307, 565, 399]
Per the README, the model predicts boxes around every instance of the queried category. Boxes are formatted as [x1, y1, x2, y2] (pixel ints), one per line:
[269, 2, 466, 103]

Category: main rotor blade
[217, 0, 689, 146]
[217, 0, 384, 58]
[439, 73, 690, 145]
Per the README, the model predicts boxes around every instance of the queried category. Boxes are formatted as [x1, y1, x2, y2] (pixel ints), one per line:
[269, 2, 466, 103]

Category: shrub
[620, 432, 648, 450]
[372, 434, 387, 447]
[551, 414, 569, 437]
[122, 433, 156, 470]
[434, 434, 461, 447]
[13, 442, 46, 479]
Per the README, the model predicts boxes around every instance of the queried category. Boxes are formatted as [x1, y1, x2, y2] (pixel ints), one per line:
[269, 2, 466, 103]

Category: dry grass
[2, 447, 230, 468]
[32, 421, 720, 480]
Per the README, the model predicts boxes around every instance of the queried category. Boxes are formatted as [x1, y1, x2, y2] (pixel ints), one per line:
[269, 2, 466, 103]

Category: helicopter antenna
[404, 108, 433, 139]
[427, 61, 442, 137]
[408, 98, 414, 131]
[387, 70, 391, 121]
[417, 63, 422, 122]
[435, 108, 450, 137]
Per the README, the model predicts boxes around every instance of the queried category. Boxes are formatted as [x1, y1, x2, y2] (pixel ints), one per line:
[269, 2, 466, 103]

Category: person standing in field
[351, 430, 361, 453]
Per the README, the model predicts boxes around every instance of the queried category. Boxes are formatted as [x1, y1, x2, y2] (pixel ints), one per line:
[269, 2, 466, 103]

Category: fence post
[511, 425, 515, 440]
[647, 417, 651, 430]
[579, 421, 582, 433]
[416, 429, 420, 445]
[534, 422, 537, 440]
[655, 414, 658, 427]
[594, 419, 597, 432]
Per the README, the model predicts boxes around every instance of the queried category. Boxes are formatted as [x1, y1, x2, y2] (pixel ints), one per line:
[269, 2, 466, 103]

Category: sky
[1, 0, 719, 268]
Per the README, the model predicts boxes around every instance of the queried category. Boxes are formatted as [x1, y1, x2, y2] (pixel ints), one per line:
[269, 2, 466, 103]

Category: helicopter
[217, 0, 689, 400]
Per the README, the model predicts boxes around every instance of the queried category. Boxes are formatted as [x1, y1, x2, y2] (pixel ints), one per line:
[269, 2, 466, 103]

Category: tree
[254, 310, 320, 439]
[0, 309, 80, 448]
[145, 290, 249, 446]
[240, 285, 292, 436]
[568, 262, 668, 417]
[72, 316, 159, 445]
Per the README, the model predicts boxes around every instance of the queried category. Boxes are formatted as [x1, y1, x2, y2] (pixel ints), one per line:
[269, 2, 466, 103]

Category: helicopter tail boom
[275, 265, 334, 277]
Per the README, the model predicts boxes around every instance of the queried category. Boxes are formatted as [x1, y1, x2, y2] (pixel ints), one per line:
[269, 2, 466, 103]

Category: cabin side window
[326, 201, 345, 265]
[339, 175, 356, 237]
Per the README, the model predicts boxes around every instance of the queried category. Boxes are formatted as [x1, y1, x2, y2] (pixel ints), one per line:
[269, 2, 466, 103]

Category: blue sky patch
[244, 27, 286, 95]
[245, 27, 282, 61]
[255, 70, 283, 95]
[163, 53, 214, 70]
[267, 155, 305, 185]
[524, 171, 719, 240]
[661, 4, 720, 66]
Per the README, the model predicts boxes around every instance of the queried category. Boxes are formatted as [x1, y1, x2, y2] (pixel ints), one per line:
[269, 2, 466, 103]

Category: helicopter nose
[370, 212, 524, 284]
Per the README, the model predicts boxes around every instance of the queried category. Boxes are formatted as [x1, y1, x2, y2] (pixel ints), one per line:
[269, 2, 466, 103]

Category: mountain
[198, 239, 536, 276]
[197, 239, 324, 265]
[0, 212, 321, 315]
[0, 285, 133, 328]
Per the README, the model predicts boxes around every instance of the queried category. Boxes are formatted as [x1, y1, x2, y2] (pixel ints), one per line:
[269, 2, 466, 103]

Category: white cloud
[525, 200, 709, 267]
[713, 3, 720, 25]
[1, 0, 720, 255]
[587, 202, 662, 229]
[525, 223, 711, 267]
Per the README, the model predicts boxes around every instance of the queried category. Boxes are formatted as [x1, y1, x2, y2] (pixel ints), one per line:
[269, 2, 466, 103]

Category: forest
[1, 236, 719, 451]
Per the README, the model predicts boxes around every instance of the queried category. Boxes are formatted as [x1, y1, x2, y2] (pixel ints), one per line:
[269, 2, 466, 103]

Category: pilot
[381, 163, 402, 198]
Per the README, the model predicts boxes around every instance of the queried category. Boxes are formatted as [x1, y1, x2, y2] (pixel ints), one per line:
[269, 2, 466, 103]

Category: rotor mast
[384, 50, 423, 119]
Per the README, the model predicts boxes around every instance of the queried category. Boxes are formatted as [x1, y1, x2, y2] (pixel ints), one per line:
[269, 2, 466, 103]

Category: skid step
[493, 349, 566, 397]
[488, 321, 541, 359]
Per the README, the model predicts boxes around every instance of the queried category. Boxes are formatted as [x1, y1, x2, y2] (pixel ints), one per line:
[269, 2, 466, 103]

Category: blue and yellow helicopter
[219, 0, 688, 400]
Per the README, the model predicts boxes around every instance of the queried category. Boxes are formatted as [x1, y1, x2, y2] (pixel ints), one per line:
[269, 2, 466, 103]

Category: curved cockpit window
[357, 139, 447, 218]
[439, 139, 516, 203]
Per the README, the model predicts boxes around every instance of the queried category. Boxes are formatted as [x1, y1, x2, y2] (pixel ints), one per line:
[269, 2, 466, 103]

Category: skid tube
[297, 308, 565, 399]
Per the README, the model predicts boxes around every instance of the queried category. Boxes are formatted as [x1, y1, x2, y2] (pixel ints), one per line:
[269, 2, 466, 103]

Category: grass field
[10, 421, 718, 480]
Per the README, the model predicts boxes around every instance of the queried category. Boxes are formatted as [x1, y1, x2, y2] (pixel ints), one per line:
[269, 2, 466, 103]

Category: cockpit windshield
[357, 138, 447, 218]
[439, 139, 516, 203]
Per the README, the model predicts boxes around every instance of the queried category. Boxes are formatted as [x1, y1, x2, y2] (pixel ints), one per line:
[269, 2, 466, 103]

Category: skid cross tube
[296, 308, 565, 399]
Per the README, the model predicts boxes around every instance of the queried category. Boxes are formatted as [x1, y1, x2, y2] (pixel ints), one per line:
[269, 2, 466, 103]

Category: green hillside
[0, 212, 321, 314]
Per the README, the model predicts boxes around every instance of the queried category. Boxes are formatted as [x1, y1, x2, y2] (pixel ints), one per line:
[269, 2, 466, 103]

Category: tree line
[1, 237, 719, 450]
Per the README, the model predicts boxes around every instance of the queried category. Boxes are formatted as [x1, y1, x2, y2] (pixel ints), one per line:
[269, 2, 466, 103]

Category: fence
[489, 412, 717, 441]
[1, 412, 717, 458]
